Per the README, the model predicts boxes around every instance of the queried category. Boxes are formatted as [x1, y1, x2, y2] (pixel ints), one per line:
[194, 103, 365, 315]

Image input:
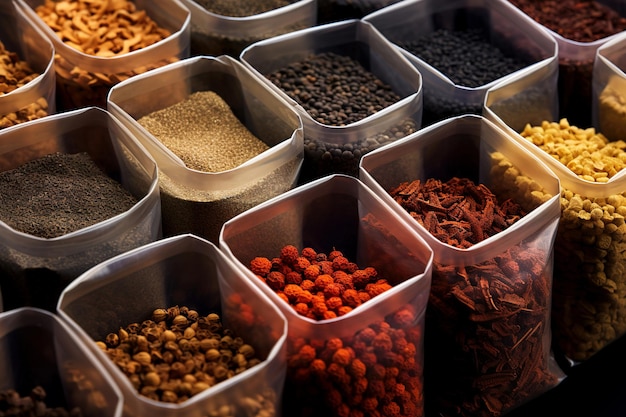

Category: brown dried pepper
[390, 177, 558, 417]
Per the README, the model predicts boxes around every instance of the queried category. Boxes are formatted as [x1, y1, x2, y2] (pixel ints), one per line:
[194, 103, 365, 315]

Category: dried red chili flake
[249, 246, 392, 320]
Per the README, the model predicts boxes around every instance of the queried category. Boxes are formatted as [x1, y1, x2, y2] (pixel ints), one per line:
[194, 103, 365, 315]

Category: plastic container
[317, 0, 402, 24]
[508, 0, 626, 127]
[0, 307, 123, 417]
[240, 19, 423, 183]
[220, 174, 434, 417]
[0, 1, 55, 128]
[359, 115, 564, 417]
[57, 234, 288, 417]
[363, 0, 558, 127]
[593, 30, 626, 141]
[107, 55, 304, 243]
[14, 0, 190, 110]
[180, 0, 317, 57]
[0, 106, 161, 312]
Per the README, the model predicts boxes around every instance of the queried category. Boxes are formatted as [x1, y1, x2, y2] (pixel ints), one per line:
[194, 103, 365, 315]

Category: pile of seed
[249, 245, 394, 320]
[299, 118, 418, 182]
[398, 28, 528, 88]
[193, 0, 293, 16]
[0, 386, 81, 417]
[265, 52, 402, 126]
[96, 306, 262, 404]
[0, 152, 138, 238]
[137, 91, 270, 173]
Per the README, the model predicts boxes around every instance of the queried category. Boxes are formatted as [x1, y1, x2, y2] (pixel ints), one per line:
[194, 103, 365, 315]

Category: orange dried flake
[294, 256, 311, 272]
[337, 306, 353, 316]
[303, 264, 321, 280]
[314, 274, 334, 290]
[249, 256, 272, 275]
[285, 271, 303, 284]
[248, 245, 393, 321]
[280, 244, 300, 263]
[326, 296, 343, 310]
[266, 271, 285, 290]
[332, 348, 353, 367]
[300, 246, 317, 261]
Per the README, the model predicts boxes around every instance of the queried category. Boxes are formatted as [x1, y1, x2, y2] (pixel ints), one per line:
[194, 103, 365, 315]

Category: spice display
[192, 0, 293, 17]
[249, 245, 393, 320]
[508, 0, 626, 126]
[0, 152, 138, 238]
[520, 118, 626, 362]
[0, 40, 48, 128]
[266, 52, 401, 126]
[299, 118, 418, 182]
[397, 28, 529, 125]
[138, 91, 269, 172]
[265, 51, 405, 181]
[96, 306, 263, 404]
[137, 90, 296, 242]
[248, 245, 425, 416]
[598, 76, 626, 141]
[520, 118, 626, 183]
[0, 386, 82, 417]
[389, 174, 558, 417]
[33, 0, 177, 108]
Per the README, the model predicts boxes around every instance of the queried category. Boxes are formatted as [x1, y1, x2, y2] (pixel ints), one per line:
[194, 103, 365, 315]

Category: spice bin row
[1, 0, 626, 417]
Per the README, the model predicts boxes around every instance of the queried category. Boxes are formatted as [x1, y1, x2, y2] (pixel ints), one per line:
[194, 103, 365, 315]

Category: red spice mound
[249, 246, 392, 320]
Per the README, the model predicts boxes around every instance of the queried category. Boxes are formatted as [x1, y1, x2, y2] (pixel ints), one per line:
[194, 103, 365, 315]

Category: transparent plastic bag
[0, 307, 123, 417]
[57, 234, 287, 417]
[363, 0, 558, 127]
[108, 55, 304, 243]
[180, 0, 317, 57]
[0, 1, 55, 127]
[14, 0, 190, 110]
[593, 31, 626, 142]
[220, 174, 434, 417]
[240, 19, 423, 183]
[0, 107, 161, 312]
[508, 0, 626, 127]
[359, 115, 564, 417]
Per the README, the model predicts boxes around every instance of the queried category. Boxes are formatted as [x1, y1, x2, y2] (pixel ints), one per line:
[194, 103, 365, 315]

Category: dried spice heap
[390, 176, 558, 417]
[97, 306, 262, 404]
[0, 386, 81, 417]
[521, 118, 626, 362]
[0, 40, 48, 128]
[249, 245, 392, 320]
[390, 177, 526, 248]
[249, 245, 426, 417]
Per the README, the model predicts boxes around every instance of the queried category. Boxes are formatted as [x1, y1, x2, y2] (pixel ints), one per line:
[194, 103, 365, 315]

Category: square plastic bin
[57, 234, 288, 417]
[363, 0, 558, 127]
[593, 30, 626, 142]
[0, 1, 55, 129]
[180, 0, 317, 57]
[240, 19, 423, 183]
[359, 115, 564, 417]
[0, 307, 122, 417]
[14, 0, 190, 110]
[0, 106, 161, 312]
[507, 0, 626, 127]
[107, 54, 304, 244]
[220, 174, 434, 417]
